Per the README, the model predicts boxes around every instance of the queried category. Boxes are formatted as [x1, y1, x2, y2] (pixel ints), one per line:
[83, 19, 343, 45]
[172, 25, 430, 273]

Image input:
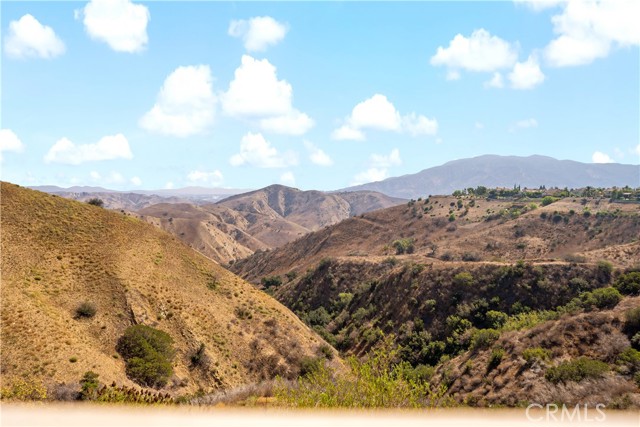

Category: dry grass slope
[0, 182, 333, 398]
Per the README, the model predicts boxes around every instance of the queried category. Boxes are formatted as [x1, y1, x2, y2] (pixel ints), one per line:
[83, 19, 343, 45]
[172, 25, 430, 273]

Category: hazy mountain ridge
[342, 155, 640, 199]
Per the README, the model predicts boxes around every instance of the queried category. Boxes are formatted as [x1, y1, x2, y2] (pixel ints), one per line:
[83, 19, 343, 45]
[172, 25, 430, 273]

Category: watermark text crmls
[525, 403, 607, 423]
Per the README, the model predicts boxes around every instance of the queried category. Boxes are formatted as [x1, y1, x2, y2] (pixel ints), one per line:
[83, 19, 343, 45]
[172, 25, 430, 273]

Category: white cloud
[510, 118, 538, 132]
[130, 176, 142, 186]
[187, 169, 224, 187]
[228, 16, 287, 52]
[635, 144, 640, 156]
[332, 94, 437, 141]
[592, 151, 614, 163]
[221, 55, 313, 135]
[165, 181, 175, 190]
[259, 110, 314, 136]
[430, 29, 518, 74]
[543, 0, 640, 67]
[304, 141, 333, 166]
[370, 148, 402, 168]
[351, 168, 388, 186]
[229, 132, 297, 168]
[4, 14, 65, 59]
[513, 0, 567, 11]
[139, 65, 216, 137]
[401, 113, 439, 137]
[222, 55, 293, 118]
[81, 0, 149, 53]
[331, 125, 365, 141]
[508, 55, 545, 89]
[0, 129, 25, 161]
[279, 171, 296, 186]
[44, 133, 133, 164]
[484, 72, 505, 88]
[351, 149, 402, 185]
[106, 171, 125, 184]
[475, 122, 485, 129]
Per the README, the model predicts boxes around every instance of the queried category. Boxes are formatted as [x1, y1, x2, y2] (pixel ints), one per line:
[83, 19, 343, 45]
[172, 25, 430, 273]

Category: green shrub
[624, 307, 640, 343]
[522, 347, 551, 365]
[275, 336, 448, 408]
[579, 287, 622, 310]
[87, 198, 104, 207]
[596, 260, 613, 284]
[469, 328, 500, 350]
[75, 302, 97, 319]
[453, 271, 474, 287]
[485, 310, 508, 329]
[541, 196, 556, 206]
[392, 238, 415, 255]
[448, 213, 456, 222]
[614, 272, 640, 295]
[487, 348, 504, 372]
[80, 371, 100, 400]
[616, 347, 640, 374]
[261, 275, 283, 288]
[116, 325, 175, 388]
[545, 357, 609, 384]
[306, 307, 332, 326]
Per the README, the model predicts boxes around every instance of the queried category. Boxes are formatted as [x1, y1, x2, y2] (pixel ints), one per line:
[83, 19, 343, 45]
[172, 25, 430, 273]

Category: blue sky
[1, 0, 638, 191]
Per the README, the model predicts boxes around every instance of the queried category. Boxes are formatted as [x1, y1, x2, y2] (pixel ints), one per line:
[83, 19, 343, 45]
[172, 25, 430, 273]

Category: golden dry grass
[0, 182, 332, 398]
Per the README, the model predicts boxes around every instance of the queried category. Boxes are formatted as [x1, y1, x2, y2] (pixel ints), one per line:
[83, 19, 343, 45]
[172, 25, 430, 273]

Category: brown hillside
[137, 185, 404, 264]
[430, 296, 640, 407]
[0, 182, 333, 398]
[231, 196, 640, 283]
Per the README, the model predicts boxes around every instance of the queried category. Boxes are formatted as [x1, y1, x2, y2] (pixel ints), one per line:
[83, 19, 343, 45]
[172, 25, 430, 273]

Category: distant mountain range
[341, 155, 640, 199]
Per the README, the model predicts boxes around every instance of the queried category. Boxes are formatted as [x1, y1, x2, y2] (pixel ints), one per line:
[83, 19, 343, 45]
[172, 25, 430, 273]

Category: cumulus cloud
[4, 14, 65, 59]
[484, 72, 505, 88]
[351, 168, 389, 186]
[508, 55, 545, 89]
[187, 169, 224, 187]
[228, 16, 287, 52]
[259, 110, 315, 136]
[510, 118, 538, 132]
[81, 0, 149, 53]
[635, 144, 640, 156]
[332, 94, 437, 141]
[139, 65, 216, 137]
[304, 141, 333, 166]
[331, 125, 365, 141]
[0, 129, 25, 161]
[229, 132, 297, 168]
[543, 0, 640, 67]
[279, 171, 296, 186]
[44, 133, 133, 164]
[592, 151, 614, 163]
[513, 0, 567, 11]
[130, 176, 142, 186]
[430, 29, 518, 74]
[370, 148, 402, 168]
[351, 149, 402, 186]
[221, 55, 314, 135]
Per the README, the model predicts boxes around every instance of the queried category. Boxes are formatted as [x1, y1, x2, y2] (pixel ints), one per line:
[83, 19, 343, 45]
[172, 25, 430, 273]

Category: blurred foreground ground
[1, 404, 639, 427]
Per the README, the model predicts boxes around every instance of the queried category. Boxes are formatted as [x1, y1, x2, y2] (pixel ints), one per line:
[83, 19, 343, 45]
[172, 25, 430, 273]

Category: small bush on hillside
[487, 348, 504, 372]
[596, 260, 613, 284]
[461, 252, 480, 262]
[522, 347, 551, 365]
[80, 371, 100, 400]
[616, 347, 640, 375]
[453, 272, 474, 287]
[75, 302, 97, 319]
[545, 357, 609, 384]
[615, 272, 640, 295]
[579, 287, 622, 310]
[469, 328, 500, 350]
[116, 325, 175, 388]
[624, 307, 640, 341]
[87, 198, 104, 207]
[541, 196, 556, 206]
[190, 343, 210, 368]
[392, 238, 415, 255]
[261, 275, 283, 288]
[485, 310, 508, 329]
